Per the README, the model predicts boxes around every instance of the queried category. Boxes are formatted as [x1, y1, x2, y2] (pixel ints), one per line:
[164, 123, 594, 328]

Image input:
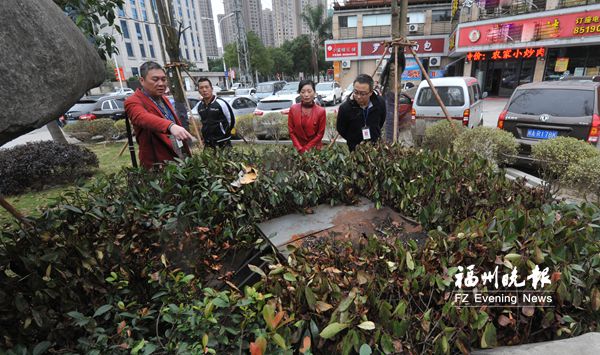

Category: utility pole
[233, 0, 252, 87]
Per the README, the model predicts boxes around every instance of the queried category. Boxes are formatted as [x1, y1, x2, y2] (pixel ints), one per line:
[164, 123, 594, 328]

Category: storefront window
[472, 57, 536, 97]
[544, 45, 600, 79]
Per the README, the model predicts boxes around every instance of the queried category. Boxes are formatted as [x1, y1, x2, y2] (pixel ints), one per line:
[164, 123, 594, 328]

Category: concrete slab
[474, 332, 600, 355]
[1, 125, 79, 149]
[482, 97, 508, 127]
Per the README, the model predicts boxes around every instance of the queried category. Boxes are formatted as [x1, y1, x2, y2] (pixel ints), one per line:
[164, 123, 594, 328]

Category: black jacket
[336, 93, 386, 151]
[197, 96, 235, 144]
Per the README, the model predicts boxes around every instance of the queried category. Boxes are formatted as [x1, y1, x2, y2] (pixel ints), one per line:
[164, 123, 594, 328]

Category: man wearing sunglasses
[336, 74, 387, 151]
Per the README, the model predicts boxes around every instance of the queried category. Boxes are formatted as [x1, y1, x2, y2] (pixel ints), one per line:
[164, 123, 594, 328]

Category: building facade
[111, 0, 208, 79]
[199, 0, 219, 58]
[327, 0, 453, 89]
[218, 13, 236, 48]
[452, 0, 600, 96]
[273, 0, 300, 46]
[262, 9, 276, 47]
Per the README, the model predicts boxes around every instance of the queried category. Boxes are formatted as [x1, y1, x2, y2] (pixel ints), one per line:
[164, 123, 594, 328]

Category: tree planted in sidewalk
[301, 3, 332, 80]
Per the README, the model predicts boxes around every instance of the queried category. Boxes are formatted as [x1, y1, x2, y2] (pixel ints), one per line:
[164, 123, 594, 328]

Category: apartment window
[145, 24, 152, 41]
[130, 0, 138, 20]
[118, 7, 125, 17]
[140, 0, 148, 21]
[121, 20, 130, 39]
[139, 44, 146, 57]
[125, 42, 134, 57]
[135, 23, 143, 41]
[149, 44, 156, 58]
[432, 10, 451, 22]
[132, 67, 139, 76]
[408, 13, 425, 24]
[339, 16, 357, 28]
[185, 49, 189, 59]
[363, 14, 391, 27]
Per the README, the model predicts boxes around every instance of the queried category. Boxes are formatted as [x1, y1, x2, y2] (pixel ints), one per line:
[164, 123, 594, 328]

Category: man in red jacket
[125, 62, 193, 169]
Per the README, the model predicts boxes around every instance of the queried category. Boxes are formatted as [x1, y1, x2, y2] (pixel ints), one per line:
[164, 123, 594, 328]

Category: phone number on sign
[573, 25, 600, 34]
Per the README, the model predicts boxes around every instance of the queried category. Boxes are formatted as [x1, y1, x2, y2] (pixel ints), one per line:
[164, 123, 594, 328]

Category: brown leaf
[117, 321, 126, 335]
[316, 301, 333, 313]
[299, 336, 311, 353]
[521, 306, 535, 317]
[119, 343, 129, 349]
[393, 340, 404, 353]
[551, 272, 561, 282]
[498, 314, 511, 327]
[455, 339, 469, 355]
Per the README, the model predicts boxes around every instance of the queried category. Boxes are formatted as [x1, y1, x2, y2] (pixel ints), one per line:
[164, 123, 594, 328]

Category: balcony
[339, 27, 358, 39]
[431, 21, 451, 34]
[463, 0, 599, 23]
[363, 25, 391, 37]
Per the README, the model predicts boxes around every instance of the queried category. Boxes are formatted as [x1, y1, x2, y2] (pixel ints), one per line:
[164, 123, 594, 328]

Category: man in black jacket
[197, 77, 235, 148]
[336, 74, 386, 151]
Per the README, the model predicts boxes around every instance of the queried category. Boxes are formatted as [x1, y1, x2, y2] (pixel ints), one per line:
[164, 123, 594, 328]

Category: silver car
[191, 96, 257, 118]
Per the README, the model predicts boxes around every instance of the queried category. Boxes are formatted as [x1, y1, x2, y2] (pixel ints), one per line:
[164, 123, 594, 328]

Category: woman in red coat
[288, 80, 327, 153]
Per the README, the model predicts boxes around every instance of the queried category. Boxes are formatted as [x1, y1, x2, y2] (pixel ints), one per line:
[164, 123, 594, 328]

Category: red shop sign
[326, 42, 359, 59]
[361, 38, 446, 57]
[458, 10, 600, 48]
[466, 47, 546, 62]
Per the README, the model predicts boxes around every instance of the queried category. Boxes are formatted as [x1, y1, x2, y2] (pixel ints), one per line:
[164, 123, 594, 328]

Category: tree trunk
[312, 37, 319, 81]
[46, 120, 68, 144]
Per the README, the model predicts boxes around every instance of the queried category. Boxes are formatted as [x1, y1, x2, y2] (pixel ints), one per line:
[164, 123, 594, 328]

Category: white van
[412, 77, 486, 140]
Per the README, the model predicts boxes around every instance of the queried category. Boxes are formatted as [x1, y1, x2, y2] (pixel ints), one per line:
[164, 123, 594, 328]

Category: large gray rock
[474, 332, 600, 355]
[0, 0, 105, 146]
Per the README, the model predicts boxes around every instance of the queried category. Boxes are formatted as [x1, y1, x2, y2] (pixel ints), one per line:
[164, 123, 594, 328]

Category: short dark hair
[140, 61, 164, 79]
[353, 74, 374, 91]
[197, 77, 212, 88]
[297, 79, 315, 93]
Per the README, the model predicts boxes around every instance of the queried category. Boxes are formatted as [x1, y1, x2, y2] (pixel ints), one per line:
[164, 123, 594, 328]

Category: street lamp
[203, 13, 235, 90]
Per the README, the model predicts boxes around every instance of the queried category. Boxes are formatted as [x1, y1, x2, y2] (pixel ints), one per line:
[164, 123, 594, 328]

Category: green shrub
[453, 126, 519, 165]
[564, 156, 600, 203]
[0, 141, 98, 195]
[0, 146, 557, 353]
[235, 113, 256, 141]
[422, 120, 465, 151]
[531, 137, 600, 177]
[63, 118, 119, 142]
[260, 112, 289, 141]
[325, 112, 337, 141]
[113, 119, 127, 137]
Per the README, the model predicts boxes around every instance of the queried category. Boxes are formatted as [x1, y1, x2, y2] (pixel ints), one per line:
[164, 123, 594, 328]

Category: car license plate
[526, 129, 558, 139]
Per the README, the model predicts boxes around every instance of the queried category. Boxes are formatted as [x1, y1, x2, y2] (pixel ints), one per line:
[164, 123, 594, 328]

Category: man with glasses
[336, 74, 387, 151]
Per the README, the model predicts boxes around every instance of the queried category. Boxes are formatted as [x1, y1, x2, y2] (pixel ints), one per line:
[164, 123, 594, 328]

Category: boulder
[474, 332, 600, 355]
[0, 0, 105, 146]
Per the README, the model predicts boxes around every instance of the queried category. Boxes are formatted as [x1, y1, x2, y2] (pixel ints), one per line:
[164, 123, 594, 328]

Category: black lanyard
[143, 90, 175, 123]
[362, 106, 370, 128]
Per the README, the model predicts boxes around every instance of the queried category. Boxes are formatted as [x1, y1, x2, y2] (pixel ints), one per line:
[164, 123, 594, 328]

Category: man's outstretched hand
[169, 124, 194, 141]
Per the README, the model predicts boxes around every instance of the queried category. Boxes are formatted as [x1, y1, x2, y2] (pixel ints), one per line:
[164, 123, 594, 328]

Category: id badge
[362, 127, 371, 140]
[176, 139, 184, 148]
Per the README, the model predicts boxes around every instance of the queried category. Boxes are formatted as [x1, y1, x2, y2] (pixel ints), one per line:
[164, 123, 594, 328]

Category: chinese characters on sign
[326, 43, 359, 58]
[454, 264, 551, 290]
[466, 47, 545, 62]
[573, 15, 600, 34]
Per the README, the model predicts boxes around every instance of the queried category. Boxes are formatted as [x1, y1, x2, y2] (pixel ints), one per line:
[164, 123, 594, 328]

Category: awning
[444, 56, 465, 70]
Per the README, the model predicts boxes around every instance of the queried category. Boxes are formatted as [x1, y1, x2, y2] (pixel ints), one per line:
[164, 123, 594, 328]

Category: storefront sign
[402, 58, 422, 81]
[326, 42, 359, 59]
[326, 37, 446, 61]
[429, 69, 446, 78]
[466, 47, 546, 62]
[554, 57, 569, 72]
[457, 9, 600, 49]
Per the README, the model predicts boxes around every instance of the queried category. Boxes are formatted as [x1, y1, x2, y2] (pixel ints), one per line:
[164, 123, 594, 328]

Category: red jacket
[125, 89, 191, 169]
[288, 103, 326, 153]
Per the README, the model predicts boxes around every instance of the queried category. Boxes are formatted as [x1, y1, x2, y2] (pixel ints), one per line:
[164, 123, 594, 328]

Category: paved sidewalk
[1, 125, 79, 149]
[481, 97, 508, 127]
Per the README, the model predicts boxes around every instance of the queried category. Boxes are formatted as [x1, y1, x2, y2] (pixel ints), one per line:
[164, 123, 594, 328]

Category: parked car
[316, 81, 343, 105]
[235, 88, 257, 102]
[191, 96, 257, 119]
[412, 77, 486, 141]
[277, 81, 300, 96]
[254, 94, 321, 138]
[497, 79, 600, 161]
[255, 81, 286, 100]
[62, 95, 126, 122]
[231, 82, 242, 90]
[108, 87, 134, 96]
[341, 83, 354, 102]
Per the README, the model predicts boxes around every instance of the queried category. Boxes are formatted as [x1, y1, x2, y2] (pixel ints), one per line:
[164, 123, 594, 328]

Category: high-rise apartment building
[218, 13, 236, 48]
[199, 0, 219, 58]
[272, 0, 328, 47]
[222, 0, 264, 45]
[110, 0, 208, 78]
[299, 0, 328, 36]
[261, 9, 275, 47]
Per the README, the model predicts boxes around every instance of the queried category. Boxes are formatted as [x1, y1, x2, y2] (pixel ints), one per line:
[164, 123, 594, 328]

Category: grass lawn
[1, 142, 132, 224]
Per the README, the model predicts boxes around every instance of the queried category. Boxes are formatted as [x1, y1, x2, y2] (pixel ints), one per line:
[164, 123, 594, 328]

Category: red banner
[325, 42, 359, 59]
[458, 9, 600, 48]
